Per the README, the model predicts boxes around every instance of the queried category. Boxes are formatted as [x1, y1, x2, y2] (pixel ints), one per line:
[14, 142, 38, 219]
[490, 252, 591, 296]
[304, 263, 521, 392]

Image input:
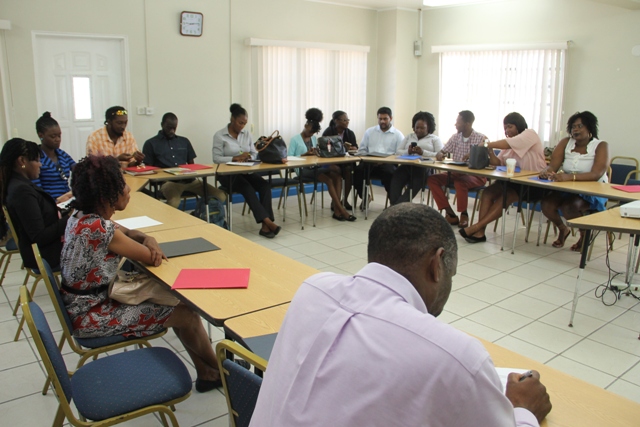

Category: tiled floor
[2, 187, 640, 426]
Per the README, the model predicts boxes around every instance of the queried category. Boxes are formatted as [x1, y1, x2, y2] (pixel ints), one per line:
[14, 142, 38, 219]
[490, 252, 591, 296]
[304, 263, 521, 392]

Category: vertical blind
[439, 47, 566, 145]
[251, 45, 368, 143]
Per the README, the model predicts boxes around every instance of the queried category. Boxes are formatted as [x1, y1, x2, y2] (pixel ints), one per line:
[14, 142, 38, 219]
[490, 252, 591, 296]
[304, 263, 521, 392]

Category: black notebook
[159, 237, 220, 258]
[242, 333, 278, 361]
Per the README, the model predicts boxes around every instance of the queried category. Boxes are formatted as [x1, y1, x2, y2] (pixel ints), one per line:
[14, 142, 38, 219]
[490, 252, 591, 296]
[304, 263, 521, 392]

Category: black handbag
[468, 145, 489, 169]
[317, 136, 346, 158]
[255, 131, 287, 164]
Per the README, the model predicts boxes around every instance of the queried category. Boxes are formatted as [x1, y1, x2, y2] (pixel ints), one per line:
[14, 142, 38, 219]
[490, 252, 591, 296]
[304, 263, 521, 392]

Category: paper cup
[506, 158, 517, 176]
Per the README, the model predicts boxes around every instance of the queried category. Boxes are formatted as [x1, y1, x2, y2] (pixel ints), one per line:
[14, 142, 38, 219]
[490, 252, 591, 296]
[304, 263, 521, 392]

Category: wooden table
[567, 207, 640, 328]
[124, 174, 151, 192]
[112, 191, 205, 232]
[143, 224, 318, 325]
[224, 303, 640, 427]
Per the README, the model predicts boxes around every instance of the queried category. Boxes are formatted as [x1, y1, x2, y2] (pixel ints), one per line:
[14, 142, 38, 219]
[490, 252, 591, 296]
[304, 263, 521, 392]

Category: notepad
[159, 237, 220, 258]
[114, 216, 162, 229]
[226, 162, 260, 166]
[366, 152, 392, 158]
[179, 163, 213, 171]
[612, 185, 640, 193]
[164, 167, 197, 175]
[287, 156, 305, 161]
[172, 268, 250, 290]
[124, 165, 159, 175]
[397, 155, 421, 160]
[495, 367, 529, 393]
[496, 166, 521, 173]
[528, 176, 552, 183]
[243, 333, 278, 361]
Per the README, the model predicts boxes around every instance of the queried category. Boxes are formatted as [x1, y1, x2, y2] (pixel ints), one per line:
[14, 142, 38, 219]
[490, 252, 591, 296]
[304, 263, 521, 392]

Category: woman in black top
[322, 110, 357, 210]
[0, 138, 68, 269]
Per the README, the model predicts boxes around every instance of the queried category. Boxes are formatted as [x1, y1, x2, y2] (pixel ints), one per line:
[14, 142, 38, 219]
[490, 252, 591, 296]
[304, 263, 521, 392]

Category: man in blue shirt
[354, 107, 405, 209]
[143, 113, 225, 208]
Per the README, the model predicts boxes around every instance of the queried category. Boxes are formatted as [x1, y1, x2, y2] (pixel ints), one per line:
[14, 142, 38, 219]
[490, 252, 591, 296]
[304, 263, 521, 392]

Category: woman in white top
[539, 111, 609, 250]
[212, 104, 281, 238]
[389, 112, 442, 205]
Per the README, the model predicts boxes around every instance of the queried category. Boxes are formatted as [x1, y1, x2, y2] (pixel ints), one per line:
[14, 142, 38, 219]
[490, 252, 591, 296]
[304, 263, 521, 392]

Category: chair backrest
[624, 169, 640, 186]
[2, 205, 19, 246]
[216, 340, 267, 427]
[610, 156, 639, 185]
[32, 243, 75, 336]
[19, 286, 73, 404]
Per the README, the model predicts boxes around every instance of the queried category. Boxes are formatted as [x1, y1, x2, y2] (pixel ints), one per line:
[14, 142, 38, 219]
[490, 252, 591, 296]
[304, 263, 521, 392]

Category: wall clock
[180, 11, 203, 37]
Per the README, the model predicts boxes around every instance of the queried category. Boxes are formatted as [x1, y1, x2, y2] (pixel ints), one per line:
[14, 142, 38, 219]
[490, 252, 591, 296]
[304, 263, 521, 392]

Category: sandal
[552, 228, 571, 248]
[332, 213, 346, 222]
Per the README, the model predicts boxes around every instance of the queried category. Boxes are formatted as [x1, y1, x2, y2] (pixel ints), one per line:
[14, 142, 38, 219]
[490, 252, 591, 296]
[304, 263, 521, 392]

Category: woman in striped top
[34, 112, 76, 203]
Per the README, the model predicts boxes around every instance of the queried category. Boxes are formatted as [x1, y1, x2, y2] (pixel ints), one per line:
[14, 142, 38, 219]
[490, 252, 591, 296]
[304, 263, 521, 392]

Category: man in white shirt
[354, 107, 405, 209]
[250, 203, 551, 427]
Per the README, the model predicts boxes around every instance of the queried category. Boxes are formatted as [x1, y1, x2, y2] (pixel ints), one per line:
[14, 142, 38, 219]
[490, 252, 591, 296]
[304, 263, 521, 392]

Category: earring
[40, 137, 43, 141]
[21, 165, 26, 169]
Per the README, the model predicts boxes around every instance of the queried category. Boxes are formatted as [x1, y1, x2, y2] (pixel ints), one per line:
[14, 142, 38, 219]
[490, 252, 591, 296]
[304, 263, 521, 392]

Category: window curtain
[439, 48, 566, 145]
[251, 45, 368, 144]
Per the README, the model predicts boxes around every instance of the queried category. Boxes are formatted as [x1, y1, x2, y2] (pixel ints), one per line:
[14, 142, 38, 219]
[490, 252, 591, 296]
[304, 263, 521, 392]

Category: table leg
[313, 168, 317, 228]
[625, 234, 639, 284]
[511, 184, 525, 254]
[569, 228, 592, 327]
[501, 182, 508, 251]
[299, 171, 305, 230]
[202, 177, 210, 222]
[283, 171, 289, 223]
[228, 178, 234, 231]
[364, 163, 371, 220]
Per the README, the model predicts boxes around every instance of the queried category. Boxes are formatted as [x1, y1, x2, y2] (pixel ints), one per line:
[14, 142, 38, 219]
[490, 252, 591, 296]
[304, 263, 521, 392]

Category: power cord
[594, 232, 640, 305]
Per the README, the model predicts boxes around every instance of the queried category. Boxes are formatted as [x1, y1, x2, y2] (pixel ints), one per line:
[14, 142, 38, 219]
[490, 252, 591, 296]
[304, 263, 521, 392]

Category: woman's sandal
[552, 228, 571, 248]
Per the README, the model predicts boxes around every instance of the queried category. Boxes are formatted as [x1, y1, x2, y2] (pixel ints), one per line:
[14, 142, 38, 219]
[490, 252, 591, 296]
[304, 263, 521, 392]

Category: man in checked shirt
[427, 110, 487, 228]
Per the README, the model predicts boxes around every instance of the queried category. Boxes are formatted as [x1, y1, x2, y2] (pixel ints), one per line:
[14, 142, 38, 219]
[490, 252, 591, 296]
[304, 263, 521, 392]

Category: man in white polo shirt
[354, 106, 405, 209]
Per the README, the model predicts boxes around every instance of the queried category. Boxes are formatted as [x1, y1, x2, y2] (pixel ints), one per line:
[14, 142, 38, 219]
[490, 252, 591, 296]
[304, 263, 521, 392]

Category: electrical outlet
[145, 107, 154, 115]
[136, 107, 146, 115]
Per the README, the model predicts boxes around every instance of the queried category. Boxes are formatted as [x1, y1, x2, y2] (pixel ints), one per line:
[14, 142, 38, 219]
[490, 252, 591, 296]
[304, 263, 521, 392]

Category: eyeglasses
[111, 109, 128, 117]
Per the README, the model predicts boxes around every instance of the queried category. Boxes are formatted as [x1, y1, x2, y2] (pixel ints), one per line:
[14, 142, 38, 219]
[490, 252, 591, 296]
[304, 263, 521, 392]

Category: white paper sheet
[286, 156, 305, 161]
[114, 216, 162, 230]
[495, 367, 529, 393]
[226, 162, 258, 166]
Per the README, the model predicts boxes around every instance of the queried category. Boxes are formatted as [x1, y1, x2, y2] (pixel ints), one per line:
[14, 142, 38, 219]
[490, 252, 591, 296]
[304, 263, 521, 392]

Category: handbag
[317, 136, 346, 158]
[255, 131, 288, 164]
[108, 259, 180, 306]
[468, 145, 490, 169]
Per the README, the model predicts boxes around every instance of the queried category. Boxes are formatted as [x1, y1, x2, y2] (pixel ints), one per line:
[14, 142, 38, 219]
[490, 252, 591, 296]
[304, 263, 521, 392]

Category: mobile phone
[410, 142, 417, 148]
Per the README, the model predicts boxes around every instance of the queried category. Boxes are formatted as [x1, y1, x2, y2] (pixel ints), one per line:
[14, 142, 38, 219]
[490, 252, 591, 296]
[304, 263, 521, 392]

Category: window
[435, 43, 566, 145]
[249, 39, 369, 142]
[72, 76, 92, 120]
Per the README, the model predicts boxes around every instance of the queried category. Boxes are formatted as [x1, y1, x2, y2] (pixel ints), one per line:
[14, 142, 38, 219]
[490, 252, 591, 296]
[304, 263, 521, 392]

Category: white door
[33, 33, 130, 161]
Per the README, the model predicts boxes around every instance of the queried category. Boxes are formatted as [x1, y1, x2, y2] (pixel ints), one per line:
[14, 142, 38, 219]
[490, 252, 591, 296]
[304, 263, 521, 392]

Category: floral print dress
[61, 213, 174, 338]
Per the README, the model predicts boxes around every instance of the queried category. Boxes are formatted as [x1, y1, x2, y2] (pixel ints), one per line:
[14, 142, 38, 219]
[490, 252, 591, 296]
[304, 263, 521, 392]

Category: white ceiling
[306, 0, 640, 11]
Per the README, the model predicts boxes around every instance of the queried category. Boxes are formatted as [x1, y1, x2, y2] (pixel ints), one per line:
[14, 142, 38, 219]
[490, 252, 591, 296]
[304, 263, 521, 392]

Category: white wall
[416, 0, 640, 160]
[0, 0, 377, 160]
[2, 0, 639, 160]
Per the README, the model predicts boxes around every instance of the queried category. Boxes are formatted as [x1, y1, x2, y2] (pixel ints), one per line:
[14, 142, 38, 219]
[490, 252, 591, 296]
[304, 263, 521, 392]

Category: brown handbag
[108, 259, 180, 307]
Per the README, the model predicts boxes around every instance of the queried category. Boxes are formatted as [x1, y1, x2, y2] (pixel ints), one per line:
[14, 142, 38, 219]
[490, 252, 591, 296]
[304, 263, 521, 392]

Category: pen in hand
[519, 370, 533, 382]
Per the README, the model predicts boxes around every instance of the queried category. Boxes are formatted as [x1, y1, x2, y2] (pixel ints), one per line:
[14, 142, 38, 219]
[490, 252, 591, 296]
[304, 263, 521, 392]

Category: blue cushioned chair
[19, 286, 192, 427]
[216, 340, 267, 427]
[31, 243, 167, 395]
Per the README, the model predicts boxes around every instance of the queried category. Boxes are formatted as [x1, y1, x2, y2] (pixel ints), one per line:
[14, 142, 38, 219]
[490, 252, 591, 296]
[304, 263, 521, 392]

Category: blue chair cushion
[75, 329, 166, 349]
[5, 237, 17, 251]
[223, 359, 263, 427]
[71, 347, 192, 421]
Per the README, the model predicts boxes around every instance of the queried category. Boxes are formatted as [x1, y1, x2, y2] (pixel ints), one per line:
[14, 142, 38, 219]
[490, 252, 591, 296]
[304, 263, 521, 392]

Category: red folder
[612, 185, 640, 193]
[179, 163, 213, 171]
[171, 268, 250, 290]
